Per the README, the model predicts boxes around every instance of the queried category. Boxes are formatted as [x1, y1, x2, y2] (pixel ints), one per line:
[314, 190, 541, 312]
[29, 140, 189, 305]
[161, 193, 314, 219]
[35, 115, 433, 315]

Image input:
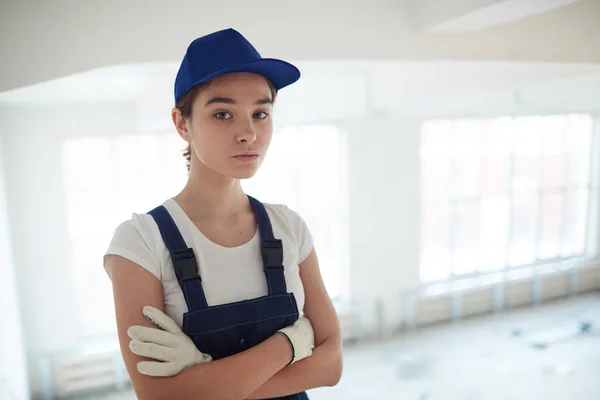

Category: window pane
[63, 138, 113, 210]
[560, 188, 589, 257]
[71, 240, 117, 335]
[483, 156, 510, 194]
[114, 135, 159, 191]
[479, 195, 509, 271]
[452, 200, 479, 275]
[114, 134, 187, 203]
[509, 194, 537, 266]
[452, 157, 480, 199]
[451, 119, 482, 198]
[483, 117, 512, 157]
[512, 118, 541, 191]
[513, 155, 539, 192]
[537, 192, 563, 259]
[539, 115, 567, 189]
[421, 120, 453, 201]
[481, 118, 512, 195]
[246, 134, 300, 208]
[421, 158, 452, 200]
[540, 115, 566, 155]
[565, 115, 593, 185]
[540, 153, 566, 189]
[295, 127, 340, 213]
[303, 216, 341, 298]
[420, 202, 451, 282]
[453, 119, 483, 157]
[513, 116, 542, 156]
[566, 152, 591, 185]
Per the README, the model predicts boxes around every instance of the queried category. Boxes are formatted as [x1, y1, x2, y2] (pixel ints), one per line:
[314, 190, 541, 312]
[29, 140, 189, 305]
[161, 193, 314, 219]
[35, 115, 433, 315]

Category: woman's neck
[173, 161, 250, 219]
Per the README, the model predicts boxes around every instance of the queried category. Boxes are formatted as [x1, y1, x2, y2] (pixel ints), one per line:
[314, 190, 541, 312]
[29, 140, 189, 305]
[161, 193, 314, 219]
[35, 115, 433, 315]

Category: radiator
[413, 263, 600, 329]
[38, 349, 129, 400]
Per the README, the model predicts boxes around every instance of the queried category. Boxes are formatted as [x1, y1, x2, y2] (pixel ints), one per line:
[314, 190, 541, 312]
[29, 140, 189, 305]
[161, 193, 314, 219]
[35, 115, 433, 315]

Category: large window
[420, 114, 597, 283]
[62, 125, 347, 337]
[62, 133, 188, 337]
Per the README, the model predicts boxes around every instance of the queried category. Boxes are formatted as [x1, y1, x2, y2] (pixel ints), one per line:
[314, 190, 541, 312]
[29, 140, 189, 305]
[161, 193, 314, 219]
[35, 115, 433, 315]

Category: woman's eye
[215, 112, 232, 120]
[254, 111, 268, 119]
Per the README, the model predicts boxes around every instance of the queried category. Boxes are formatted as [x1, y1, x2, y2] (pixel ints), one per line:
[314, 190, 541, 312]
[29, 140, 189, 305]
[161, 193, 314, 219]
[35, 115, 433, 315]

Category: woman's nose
[235, 118, 257, 143]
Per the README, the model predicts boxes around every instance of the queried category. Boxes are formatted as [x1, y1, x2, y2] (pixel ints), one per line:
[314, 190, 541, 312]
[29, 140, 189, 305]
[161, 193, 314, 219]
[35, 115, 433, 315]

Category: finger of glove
[127, 325, 181, 347]
[194, 351, 213, 364]
[142, 306, 182, 334]
[129, 340, 178, 362]
[137, 360, 181, 377]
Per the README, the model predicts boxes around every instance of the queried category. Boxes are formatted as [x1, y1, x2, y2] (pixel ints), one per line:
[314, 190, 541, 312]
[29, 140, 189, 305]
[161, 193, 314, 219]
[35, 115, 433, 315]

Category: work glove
[127, 306, 212, 377]
[277, 316, 315, 365]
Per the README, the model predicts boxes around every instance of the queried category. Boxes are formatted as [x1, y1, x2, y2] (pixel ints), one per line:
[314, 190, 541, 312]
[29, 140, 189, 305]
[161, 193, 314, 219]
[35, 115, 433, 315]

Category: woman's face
[176, 72, 275, 180]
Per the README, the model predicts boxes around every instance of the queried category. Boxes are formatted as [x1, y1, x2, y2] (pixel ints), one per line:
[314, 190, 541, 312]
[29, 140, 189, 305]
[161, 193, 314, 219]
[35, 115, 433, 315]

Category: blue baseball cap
[174, 28, 301, 103]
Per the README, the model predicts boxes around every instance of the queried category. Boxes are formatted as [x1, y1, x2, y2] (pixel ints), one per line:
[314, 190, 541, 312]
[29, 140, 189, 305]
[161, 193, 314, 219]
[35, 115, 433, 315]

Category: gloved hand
[276, 316, 315, 365]
[127, 306, 212, 377]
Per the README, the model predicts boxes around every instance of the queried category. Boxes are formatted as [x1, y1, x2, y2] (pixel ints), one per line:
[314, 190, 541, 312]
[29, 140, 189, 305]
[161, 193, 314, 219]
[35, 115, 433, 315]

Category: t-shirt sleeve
[282, 205, 314, 264]
[103, 213, 162, 281]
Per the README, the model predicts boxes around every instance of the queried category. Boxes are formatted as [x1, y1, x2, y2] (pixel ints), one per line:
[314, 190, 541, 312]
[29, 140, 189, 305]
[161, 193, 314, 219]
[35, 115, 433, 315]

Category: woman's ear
[172, 108, 191, 143]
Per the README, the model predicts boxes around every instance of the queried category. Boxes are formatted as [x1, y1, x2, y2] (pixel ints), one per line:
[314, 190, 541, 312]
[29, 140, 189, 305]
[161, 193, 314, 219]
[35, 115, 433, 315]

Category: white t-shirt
[103, 198, 313, 328]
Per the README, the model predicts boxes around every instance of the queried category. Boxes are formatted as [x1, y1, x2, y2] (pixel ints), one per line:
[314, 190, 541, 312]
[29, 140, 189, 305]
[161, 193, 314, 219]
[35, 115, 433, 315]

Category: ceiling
[1, 0, 599, 93]
[412, 0, 582, 32]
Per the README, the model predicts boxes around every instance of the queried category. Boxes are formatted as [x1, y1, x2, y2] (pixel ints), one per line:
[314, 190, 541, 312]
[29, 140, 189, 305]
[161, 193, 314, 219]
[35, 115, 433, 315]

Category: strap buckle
[172, 248, 200, 281]
[262, 239, 283, 268]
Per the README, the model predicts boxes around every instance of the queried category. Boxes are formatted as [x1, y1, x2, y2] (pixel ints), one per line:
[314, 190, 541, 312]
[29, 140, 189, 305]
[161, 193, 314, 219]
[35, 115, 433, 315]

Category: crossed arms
[107, 248, 343, 400]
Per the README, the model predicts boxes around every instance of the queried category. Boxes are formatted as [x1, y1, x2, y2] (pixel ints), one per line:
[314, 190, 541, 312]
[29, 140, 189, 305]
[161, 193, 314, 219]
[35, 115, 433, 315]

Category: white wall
[0, 133, 29, 400]
[343, 115, 421, 336]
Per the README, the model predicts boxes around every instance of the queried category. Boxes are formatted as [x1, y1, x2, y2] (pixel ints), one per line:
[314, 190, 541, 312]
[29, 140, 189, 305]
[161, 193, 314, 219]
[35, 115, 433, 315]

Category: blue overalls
[148, 195, 309, 400]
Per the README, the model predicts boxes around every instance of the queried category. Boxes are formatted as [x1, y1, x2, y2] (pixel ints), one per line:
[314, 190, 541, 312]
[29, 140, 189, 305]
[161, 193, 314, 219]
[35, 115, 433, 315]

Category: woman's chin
[228, 166, 259, 180]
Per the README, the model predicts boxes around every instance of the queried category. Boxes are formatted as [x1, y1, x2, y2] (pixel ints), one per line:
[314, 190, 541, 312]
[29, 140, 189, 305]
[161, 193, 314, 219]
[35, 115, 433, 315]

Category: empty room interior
[1, 1, 600, 399]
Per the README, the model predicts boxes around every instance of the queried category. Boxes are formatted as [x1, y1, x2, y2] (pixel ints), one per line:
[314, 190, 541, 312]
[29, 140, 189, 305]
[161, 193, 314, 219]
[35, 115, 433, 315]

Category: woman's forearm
[141, 334, 292, 400]
[245, 335, 343, 399]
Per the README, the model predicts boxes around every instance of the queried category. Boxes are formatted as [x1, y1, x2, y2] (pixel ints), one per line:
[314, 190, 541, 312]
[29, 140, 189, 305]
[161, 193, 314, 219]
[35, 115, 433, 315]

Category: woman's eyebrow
[204, 97, 273, 106]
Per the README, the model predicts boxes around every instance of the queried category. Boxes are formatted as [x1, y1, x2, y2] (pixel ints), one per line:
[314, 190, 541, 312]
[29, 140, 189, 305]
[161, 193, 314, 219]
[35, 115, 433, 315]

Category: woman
[104, 28, 343, 400]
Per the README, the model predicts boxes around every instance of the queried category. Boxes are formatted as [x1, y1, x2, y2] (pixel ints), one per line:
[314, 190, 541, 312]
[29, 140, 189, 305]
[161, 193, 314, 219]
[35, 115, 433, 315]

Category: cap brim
[179, 58, 300, 101]
[226, 58, 301, 91]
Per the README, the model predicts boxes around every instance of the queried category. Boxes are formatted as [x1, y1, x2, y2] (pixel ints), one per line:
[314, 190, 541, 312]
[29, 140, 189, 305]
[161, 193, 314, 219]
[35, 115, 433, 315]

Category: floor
[95, 292, 600, 400]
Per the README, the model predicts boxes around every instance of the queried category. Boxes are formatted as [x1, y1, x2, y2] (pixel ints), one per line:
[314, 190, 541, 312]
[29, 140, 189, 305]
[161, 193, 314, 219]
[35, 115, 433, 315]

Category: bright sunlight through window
[420, 114, 597, 284]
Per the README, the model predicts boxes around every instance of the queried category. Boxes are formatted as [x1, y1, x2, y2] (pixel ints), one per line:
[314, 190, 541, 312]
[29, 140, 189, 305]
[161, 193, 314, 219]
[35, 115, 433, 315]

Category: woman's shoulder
[111, 210, 160, 239]
[262, 202, 313, 261]
[262, 202, 305, 227]
[106, 200, 180, 257]
[104, 205, 168, 280]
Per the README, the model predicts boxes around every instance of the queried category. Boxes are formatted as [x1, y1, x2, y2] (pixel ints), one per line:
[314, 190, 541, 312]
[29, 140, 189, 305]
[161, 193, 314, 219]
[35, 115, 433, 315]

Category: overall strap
[147, 205, 209, 310]
[248, 196, 288, 295]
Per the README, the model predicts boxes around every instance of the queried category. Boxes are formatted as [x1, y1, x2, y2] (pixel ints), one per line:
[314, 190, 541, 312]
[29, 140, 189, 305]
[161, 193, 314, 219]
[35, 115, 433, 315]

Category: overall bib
[148, 195, 309, 400]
